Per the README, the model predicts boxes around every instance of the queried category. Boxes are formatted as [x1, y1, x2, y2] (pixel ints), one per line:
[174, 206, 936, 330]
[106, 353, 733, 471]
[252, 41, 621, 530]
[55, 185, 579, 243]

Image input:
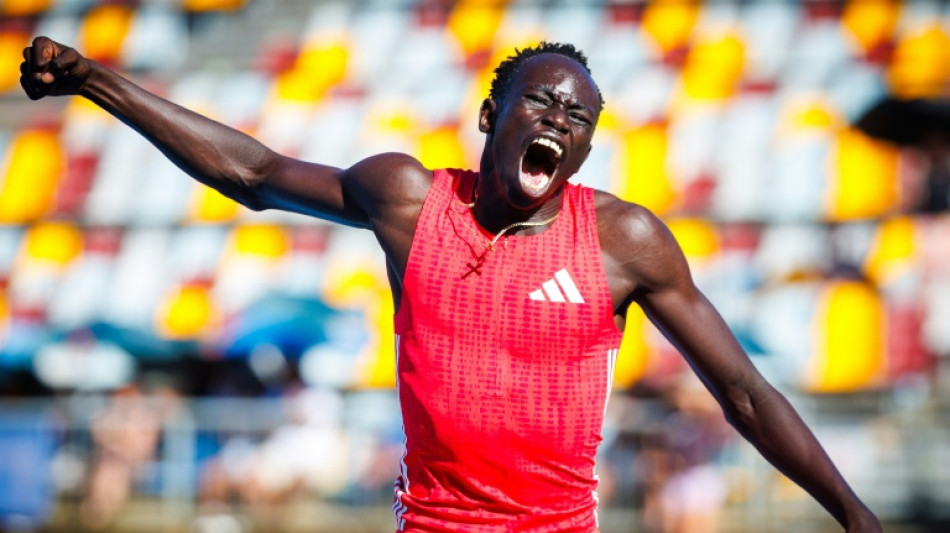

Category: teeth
[532, 137, 563, 158]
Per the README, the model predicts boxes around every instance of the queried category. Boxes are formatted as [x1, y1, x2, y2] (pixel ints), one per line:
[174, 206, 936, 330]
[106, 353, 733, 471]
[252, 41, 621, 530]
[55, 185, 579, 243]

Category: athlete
[20, 37, 883, 532]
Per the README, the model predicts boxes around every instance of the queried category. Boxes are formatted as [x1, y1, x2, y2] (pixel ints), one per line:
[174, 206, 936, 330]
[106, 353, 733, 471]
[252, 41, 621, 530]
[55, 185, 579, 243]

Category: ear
[479, 98, 497, 133]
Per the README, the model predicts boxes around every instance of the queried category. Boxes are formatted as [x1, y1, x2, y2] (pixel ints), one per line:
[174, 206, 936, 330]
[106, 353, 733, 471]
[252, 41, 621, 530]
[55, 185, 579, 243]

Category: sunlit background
[0, 0, 949, 532]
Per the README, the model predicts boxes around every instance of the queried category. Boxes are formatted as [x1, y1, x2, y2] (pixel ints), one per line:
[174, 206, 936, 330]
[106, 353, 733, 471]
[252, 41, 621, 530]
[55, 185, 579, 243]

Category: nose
[541, 107, 570, 134]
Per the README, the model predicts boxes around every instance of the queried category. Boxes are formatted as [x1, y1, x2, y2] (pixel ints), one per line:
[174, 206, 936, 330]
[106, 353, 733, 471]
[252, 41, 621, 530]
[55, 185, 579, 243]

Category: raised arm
[19, 36, 426, 229]
[608, 203, 882, 533]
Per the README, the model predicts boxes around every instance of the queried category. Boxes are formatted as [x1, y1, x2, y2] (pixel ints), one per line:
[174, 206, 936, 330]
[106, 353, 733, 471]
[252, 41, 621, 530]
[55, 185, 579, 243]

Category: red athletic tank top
[392, 168, 623, 532]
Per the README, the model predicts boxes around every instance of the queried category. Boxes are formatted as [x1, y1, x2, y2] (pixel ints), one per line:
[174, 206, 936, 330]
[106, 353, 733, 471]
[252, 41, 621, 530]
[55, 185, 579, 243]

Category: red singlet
[393, 169, 623, 532]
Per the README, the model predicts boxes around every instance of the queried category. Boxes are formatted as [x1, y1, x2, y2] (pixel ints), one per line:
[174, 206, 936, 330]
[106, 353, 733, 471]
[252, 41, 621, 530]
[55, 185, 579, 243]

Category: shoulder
[343, 152, 433, 216]
[346, 152, 432, 197]
[593, 189, 690, 295]
[594, 190, 676, 254]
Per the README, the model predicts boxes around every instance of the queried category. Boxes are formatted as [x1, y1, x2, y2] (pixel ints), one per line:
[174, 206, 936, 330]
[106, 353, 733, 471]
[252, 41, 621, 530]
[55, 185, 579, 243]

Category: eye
[525, 94, 549, 106]
[569, 112, 591, 125]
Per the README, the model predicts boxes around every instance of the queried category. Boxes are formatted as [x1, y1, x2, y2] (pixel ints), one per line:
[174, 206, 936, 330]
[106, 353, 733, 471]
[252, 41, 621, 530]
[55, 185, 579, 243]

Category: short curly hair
[489, 42, 604, 111]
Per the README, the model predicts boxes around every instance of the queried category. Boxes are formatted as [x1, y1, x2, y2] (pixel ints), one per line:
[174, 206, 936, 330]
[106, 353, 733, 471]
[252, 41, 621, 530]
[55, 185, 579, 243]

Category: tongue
[522, 169, 547, 188]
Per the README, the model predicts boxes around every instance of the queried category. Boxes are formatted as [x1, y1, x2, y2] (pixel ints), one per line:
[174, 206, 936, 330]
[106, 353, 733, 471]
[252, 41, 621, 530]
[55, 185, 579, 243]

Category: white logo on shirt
[528, 269, 585, 303]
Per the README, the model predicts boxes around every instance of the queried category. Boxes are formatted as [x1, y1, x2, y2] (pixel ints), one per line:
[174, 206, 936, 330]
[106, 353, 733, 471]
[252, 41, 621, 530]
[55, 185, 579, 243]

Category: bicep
[249, 155, 371, 227]
[246, 152, 428, 228]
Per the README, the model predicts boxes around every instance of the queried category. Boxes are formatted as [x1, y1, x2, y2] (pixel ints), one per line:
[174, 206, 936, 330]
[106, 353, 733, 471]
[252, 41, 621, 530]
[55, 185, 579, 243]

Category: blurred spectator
[919, 132, 950, 212]
[198, 386, 349, 507]
[642, 375, 734, 533]
[856, 98, 950, 213]
[80, 383, 177, 528]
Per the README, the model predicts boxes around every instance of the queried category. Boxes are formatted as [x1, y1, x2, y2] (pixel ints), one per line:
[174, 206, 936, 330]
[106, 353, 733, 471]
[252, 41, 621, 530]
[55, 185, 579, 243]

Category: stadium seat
[0, 128, 64, 224]
[79, 3, 134, 66]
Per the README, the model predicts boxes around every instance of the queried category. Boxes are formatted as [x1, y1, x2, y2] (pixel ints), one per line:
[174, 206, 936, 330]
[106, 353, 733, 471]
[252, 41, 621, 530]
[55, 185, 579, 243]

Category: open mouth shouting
[520, 137, 563, 194]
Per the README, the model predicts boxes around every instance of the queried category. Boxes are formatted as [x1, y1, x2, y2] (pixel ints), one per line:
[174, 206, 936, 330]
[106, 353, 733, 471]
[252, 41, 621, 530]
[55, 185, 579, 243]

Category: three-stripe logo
[528, 268, 585, 304]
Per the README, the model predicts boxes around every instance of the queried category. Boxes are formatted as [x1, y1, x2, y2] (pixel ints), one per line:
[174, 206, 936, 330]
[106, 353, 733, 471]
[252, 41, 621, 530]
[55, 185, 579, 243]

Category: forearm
[725, 381, 876, 529]
[79, 61, 275, 205]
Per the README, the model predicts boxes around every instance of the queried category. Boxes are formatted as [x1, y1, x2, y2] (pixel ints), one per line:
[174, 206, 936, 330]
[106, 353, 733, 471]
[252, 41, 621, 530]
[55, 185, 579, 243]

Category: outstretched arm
[19, 36, 415, 227]
[615, 206, 881, 533]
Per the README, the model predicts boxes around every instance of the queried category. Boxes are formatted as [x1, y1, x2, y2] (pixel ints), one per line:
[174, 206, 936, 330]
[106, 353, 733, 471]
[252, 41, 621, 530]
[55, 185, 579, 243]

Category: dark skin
[21, 37, 882, 532]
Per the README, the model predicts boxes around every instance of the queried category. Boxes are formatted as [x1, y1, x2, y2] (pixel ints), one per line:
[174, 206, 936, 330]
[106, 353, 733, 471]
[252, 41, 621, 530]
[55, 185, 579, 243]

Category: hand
[19, 36, 93, 100]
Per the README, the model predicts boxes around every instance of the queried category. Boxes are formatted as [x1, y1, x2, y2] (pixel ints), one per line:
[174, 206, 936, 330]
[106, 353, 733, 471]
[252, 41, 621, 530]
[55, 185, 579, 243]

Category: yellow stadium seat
[322, 263, 385, 309]
[888, 23, 950, 98]
[680, 32, 745, 102]
[1, 0, 51, 16]
[841, 0, 901, 54]
[416, 125, 468, 170]
[354, 289, 396, 389]
[22, 221, 83, 267]
[828, 128, 900, 221]
[596, 109, 622, 132]
[0, 31, 31, 92]
[614, 123, 677, 215]
[80, 4, 134, 64]
[448, 3, 505, 58]
[189, 185, 241, 223]
[808, 280, 886, 393]
[666, 217, 721, 262]
[274, 40, 349, 103]
[864, 216, 918, 286]
[232, 224, 289, 258]
[614, 304, 653, 389]
[157, 283, 218, 339]
[641, 1, 699, 55]
[0, 129, 64, 223]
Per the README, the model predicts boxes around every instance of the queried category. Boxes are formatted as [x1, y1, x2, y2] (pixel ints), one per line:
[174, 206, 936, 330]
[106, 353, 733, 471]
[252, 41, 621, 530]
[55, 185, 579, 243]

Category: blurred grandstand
[1, 0, 949, 532]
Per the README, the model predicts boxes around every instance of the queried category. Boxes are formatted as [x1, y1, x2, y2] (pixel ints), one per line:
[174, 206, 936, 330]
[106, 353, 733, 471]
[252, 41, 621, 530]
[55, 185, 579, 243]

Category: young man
[20, 37, 882, 532]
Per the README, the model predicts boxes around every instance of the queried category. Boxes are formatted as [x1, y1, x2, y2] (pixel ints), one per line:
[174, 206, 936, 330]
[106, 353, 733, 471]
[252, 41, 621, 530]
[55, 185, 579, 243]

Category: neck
[471, 170, 564, 235]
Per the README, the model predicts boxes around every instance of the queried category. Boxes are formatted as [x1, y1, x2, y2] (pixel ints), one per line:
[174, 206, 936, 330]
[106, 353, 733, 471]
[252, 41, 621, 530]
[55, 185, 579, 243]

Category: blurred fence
[0, 387, 948, 533]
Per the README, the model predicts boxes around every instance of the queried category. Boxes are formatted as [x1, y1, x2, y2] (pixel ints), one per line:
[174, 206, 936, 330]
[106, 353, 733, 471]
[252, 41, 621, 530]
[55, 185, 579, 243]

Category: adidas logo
[528, 269, 585, 304]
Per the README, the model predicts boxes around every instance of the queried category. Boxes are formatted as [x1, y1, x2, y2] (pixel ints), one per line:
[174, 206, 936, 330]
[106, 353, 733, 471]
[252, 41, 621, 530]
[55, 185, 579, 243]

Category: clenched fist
[20, 36, 93, 100]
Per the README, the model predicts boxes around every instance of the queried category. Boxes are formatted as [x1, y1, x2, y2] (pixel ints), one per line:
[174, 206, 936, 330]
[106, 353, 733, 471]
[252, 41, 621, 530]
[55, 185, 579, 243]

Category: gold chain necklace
[462, 190, 560, 252]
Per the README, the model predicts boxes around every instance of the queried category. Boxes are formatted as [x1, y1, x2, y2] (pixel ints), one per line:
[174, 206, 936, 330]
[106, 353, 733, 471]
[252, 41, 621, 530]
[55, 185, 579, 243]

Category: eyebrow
[529, 84, 593, 112]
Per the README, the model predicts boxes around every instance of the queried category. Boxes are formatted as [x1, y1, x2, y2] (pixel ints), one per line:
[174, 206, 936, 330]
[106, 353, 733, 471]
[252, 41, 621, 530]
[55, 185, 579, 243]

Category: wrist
[844, 504, 881, 532]
[77, 59, 109, 99]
